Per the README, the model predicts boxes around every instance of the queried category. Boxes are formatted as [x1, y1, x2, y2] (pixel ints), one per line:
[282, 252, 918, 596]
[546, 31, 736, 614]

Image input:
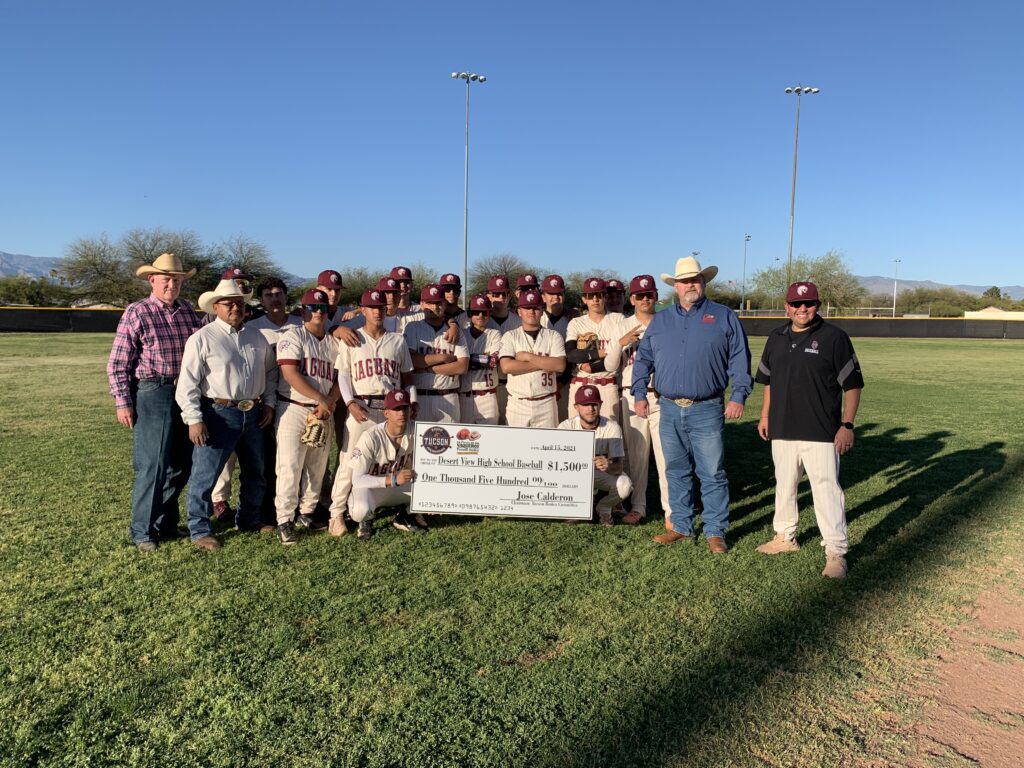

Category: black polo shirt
[755, 316, 864, 442]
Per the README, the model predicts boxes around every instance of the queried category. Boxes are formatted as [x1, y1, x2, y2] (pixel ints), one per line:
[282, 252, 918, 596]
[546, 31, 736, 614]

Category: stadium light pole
[741, 234, 751, 311]
[451, 71, 487, 303]
[784, 85, 820, 286]
[892, 258, 901, 318]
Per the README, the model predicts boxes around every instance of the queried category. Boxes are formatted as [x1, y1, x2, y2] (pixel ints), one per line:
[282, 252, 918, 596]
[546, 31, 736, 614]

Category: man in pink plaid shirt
[107, 253, 201, 552]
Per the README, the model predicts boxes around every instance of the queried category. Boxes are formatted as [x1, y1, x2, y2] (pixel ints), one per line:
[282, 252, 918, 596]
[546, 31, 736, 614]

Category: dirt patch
[910, 585, 1024, 767]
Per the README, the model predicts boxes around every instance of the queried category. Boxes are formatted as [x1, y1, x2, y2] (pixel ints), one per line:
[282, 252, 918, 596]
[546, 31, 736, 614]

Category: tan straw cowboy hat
[660, 255, 718, 287]
[135, 252, 197, 279]
[198, 278, 248, 315]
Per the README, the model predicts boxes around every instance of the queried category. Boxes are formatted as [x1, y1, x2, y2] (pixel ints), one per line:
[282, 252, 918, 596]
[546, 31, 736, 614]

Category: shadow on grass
[549, 427, 1013, 767]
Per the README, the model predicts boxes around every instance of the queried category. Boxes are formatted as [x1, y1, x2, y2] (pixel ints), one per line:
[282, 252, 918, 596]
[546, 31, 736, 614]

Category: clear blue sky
[2, 0, 1021, 287]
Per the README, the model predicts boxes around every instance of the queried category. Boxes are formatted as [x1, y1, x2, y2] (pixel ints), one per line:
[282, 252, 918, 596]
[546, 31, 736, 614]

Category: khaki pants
[771, 439, 848, 556]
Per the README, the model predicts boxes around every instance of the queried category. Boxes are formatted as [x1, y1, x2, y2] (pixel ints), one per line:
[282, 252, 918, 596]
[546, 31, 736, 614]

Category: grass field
[2, 333, 1023, 767]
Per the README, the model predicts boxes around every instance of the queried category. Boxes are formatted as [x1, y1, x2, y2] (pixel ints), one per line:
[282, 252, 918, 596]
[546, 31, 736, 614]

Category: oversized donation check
[411, 423, 595, 519]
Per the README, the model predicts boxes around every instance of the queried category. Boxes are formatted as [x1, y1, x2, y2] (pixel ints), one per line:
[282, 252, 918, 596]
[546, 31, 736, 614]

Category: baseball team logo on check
[420, 426, 452, 455]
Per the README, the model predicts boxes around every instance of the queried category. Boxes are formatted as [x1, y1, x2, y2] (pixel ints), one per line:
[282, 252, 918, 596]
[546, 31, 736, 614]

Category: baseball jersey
[540, 310, 572, 338]
[276, 325, 338, 399]
[461, 327, 503, 393]
[557, 415, 625, 459]
[616, 314, 654, 392]
[335, 329, 413, 396]
[488, 313, 522, 334]
[248, 313, 302, 349]
[566, 312, 625, 381]
[403, 319, 469, 391]
[499, 328, 566, 398]
[349, 421, 415, 489]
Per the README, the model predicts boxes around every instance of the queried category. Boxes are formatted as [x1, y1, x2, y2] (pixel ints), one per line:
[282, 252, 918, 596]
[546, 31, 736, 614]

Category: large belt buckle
[237, 399, 255, 412]
[673, 397, 694, 408]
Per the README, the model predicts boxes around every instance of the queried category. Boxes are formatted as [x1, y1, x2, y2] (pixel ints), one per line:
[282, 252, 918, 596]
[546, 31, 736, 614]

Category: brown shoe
[653, 530, 693, 545]
[706, 536, 729, 554]
[621, 510, 645, 525]
[192, 535, 222, 551]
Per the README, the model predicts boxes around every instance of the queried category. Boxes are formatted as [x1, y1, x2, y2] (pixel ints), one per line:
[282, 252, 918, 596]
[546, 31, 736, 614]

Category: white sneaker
[822, 554, 848, 579]
[756, 534, 800, 555]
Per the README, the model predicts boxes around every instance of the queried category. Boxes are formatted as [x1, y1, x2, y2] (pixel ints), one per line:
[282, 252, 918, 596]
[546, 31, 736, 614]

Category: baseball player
[484, 275, 522, 333]
[274, 289, 340, 545]
[327, 289, 415, 535]
[439, 272, 466, 323]
[565, 277, 624, 422]
[605, 279, 627, 314]
[348, 388, 420, 539]
[514, 273, 539, 303]
[538, 274, 577, 421]
[389, 265, 418, 312]
[617, 274, 671, 525]
[403, 284, 469, 423]
[175, 276, 278, 550]
[499, 289, 567, 428]
[558, 385, 632, 526]
[212, 275, 302, 523]
[460, 295, 502, 425]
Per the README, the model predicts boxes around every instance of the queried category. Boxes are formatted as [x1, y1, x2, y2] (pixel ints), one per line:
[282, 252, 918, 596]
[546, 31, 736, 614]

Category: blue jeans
[659, 396, 730, 539]
[129, 381, 193, 544]
[185, 402, 266, 540]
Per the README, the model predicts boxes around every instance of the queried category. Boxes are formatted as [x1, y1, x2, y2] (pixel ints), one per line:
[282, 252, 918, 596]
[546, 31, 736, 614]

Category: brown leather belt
[419, 388, 460, 396]
[280, 395, 316, 409]
[461, 388, 497, 397]
[572, 377, 616, 386]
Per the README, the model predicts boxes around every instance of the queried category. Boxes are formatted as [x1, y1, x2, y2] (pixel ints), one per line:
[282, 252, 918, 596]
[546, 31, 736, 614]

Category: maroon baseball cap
[301, 289, 329, 306]
[383, 388, 411, 410]
[468, 294, 492, 312]
[516, 273, 539, 289]
[574, 385, 602, 405]
[439, 273, 462, 288]
[221, 267, 252, 280]
[360, 289, 386, 308]
[517, 290, 543, 309]
[542, 274, 565, 293]
[785, 281, 820, 303]
[582, 277, 607, 294]
[420, 283, 444, 303]
[317, 270, 343, 288]
[629, 274, 657, 294]
[389, 266, 413, 281]
[376, 277, 400, 293]
[487, 275, 510, 293]
[606, 278, 625, 293]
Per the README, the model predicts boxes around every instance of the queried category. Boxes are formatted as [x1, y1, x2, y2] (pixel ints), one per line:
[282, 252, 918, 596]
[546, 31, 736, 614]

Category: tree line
[1, 231, 1019, 316]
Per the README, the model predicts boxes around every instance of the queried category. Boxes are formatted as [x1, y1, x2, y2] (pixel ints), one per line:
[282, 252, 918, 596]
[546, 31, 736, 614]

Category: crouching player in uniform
[348, 388, 419, 539]
[328, 288, 415, 536]
[558, 385, 632, 526]
[274, 289, 340, 546]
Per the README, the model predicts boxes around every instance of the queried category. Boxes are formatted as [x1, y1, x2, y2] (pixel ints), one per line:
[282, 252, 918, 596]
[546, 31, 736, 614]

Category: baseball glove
[575, 332, 598, 350]
[299, 412, 328, 449]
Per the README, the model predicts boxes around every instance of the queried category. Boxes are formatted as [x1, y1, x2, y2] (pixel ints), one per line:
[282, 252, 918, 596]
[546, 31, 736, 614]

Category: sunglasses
[583, 293, 605, 300]
[633, 292, 656, 301]
[468, 310, 489, 317]
[303, 304, 330, 313]
[788, 300, 818, 309]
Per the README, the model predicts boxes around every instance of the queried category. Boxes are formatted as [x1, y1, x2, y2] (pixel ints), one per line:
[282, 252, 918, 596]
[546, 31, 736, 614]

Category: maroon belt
[420, 388, 459, 396]
[572, 377, 616, 386]
[461, 388, 497, 397]
[516, 392, 555, 402]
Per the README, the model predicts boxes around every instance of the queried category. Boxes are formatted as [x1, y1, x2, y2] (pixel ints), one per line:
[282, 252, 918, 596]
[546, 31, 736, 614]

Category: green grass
[2, 334, 1023, 767]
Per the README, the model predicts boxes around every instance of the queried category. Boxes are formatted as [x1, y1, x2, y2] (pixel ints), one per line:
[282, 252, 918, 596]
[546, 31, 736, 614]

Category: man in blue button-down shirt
[631, 256, 752, 552]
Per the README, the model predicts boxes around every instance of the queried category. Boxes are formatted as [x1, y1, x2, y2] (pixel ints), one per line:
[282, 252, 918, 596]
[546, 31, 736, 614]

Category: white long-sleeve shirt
[175, 318, 278, 425]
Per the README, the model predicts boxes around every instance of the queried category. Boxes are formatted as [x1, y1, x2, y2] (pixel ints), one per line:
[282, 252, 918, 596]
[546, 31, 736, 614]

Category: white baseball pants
[274, 402, 333, 525]
[350, 486, 411, 522]
[770, 439, 848, 556]
[505, 394, 558, 428]
[460, 392, 499, 425]
[620, 391, 671, 519]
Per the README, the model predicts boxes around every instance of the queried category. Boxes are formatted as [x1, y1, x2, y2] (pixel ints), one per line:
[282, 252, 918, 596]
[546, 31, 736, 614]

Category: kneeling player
[558, 385, 632, 526]
[348, 388, 420, 539]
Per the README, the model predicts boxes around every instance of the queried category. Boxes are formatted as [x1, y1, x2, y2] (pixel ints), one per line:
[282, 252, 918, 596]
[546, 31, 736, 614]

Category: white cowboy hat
[198, 278, 248, 315]
[660, 255, 718, 287]
[135, 252, 197, 279]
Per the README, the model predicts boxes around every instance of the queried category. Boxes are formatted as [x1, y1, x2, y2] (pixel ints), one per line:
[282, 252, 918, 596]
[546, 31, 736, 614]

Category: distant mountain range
[3, 250, 1022, 301]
